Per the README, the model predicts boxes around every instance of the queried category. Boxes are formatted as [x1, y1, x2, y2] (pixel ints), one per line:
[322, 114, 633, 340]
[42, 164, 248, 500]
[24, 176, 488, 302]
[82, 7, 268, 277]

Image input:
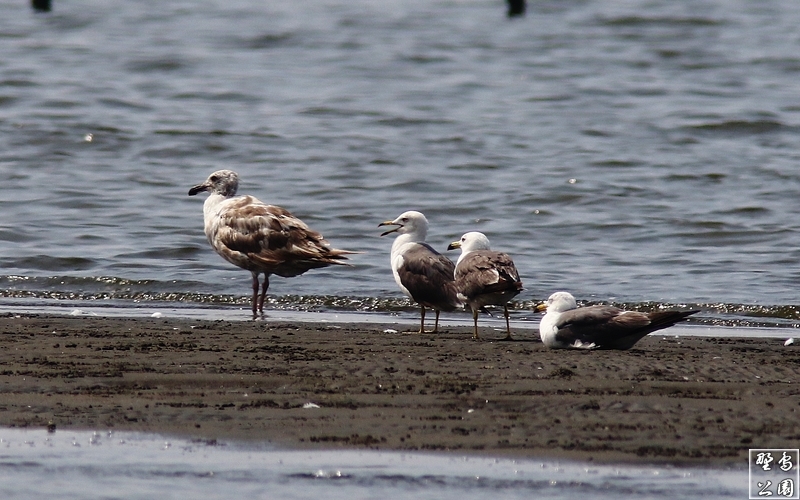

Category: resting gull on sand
[536, 291, 699, 350]
[447, 232, 523, 340]
[379, 211, 461, 334]
[188, 169, 353, 318]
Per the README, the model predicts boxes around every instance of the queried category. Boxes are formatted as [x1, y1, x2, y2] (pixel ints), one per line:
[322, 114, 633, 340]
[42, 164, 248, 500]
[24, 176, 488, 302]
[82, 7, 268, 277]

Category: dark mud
[0, 314, 798, 465]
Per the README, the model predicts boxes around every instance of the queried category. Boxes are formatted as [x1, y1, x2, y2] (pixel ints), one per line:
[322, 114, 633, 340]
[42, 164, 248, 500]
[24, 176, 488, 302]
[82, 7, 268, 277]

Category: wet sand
[0, 313, 797, 465]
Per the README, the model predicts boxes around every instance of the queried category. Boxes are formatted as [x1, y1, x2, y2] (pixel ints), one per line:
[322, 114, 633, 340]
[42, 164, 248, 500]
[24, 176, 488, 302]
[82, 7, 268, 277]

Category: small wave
[524, 94, 573, 103]
[589, 160, 643, 168]
[749, 56, 800, 73]
[239, 32, 294, 50]
[664, 173, 726, 183]
[0, 229, 41, 243]
[124, 57, 188, 73]
[373, 116, 454, 127]
[600, 16, 722, 27]
[0, 95, 18, 108]
[300, 106, 383, 118]
[684, 119, 787, 135]
[114, 246, 201, 260]
[398, 54, 452, 64]
[169, 91, 261, 103]
[447, 163, 501, 171]
[153, 128, 279, 138]
[41, 99, 81, 109]
[714, 206, 770, 216]
[1, 256, 97, 272]
[0, 78, 37, 88]
[97, 98, 153, 112]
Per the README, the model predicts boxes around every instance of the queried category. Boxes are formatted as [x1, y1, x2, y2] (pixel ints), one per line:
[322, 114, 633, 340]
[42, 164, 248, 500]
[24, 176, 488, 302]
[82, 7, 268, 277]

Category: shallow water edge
[0, 297, 795, 340]
[0, 428, 749, 500]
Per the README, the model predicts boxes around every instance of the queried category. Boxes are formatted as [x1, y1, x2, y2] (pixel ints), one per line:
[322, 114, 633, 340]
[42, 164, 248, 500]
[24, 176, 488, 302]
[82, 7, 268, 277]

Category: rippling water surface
[2, 0, 800, 328]
[0, 429, 746, 500]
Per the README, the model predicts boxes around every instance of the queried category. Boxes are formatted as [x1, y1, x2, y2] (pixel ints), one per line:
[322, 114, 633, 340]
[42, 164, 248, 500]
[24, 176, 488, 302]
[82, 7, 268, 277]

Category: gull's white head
[379, 210, 429, 239]
[447, 231, 491, 254]
[189, 170, 240, 198]
[539, 291, 578, 314]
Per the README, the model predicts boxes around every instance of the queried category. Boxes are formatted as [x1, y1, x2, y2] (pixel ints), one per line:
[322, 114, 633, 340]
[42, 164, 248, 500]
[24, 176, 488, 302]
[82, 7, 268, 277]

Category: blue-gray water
[0, 429, 747, 500]
[2, 0, 800, 330]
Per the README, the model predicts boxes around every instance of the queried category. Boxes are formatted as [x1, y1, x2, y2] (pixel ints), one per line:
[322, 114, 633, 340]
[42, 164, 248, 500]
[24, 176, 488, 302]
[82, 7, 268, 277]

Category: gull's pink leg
[258, 274, 270, 314]
[251, 273, 259, 319]
[503, 305, 513, 340]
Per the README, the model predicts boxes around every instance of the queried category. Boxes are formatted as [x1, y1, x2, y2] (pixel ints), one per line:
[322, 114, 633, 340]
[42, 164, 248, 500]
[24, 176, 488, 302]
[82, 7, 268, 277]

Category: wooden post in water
[32, 0, 51, 12]
[507, 0, 525, 17]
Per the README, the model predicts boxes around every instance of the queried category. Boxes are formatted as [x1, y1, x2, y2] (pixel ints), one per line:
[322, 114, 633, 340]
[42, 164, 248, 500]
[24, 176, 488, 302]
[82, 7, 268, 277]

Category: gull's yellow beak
[378, 220, 400, 237]
[446, 240, 461, 251]
[535, 302, 548, 313]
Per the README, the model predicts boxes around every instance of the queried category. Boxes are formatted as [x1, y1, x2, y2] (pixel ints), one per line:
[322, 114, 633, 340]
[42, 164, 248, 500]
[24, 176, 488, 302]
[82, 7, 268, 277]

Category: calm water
[0, 429, 747, 500]
[2, 0, 800, 329]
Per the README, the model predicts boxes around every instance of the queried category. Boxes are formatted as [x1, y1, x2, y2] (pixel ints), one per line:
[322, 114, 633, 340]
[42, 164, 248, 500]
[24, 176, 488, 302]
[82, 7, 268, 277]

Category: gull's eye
[461, 236, 466, 242]
[401, 217, 408, 223]
[210, 175, 219, 182]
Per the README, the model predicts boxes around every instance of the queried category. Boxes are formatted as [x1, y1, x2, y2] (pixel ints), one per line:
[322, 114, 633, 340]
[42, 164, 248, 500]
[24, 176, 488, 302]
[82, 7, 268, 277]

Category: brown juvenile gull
[447, 231, 523, 340]
[188, 169, 353, 318]
[536, 291, 699, 350]
[379, 211, 461, 334]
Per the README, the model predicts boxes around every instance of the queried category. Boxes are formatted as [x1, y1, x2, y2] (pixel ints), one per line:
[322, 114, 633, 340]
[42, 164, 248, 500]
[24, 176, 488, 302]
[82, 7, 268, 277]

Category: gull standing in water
[188, 169, 353, 318]
[536, 291, 699, 349]
[448, 232, 523, 340]
[379, 211, 461, 333]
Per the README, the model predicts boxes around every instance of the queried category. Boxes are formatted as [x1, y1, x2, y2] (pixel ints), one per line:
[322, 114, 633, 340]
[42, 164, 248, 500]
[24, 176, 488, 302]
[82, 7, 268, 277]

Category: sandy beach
[0, 313, 797, 465]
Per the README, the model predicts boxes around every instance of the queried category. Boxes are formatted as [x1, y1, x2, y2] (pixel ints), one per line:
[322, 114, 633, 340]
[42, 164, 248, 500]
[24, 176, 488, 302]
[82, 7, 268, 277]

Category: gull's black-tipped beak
[188, 183, 209, 196]
[378, 220, 401, 237]
[446, 240, 461, 251]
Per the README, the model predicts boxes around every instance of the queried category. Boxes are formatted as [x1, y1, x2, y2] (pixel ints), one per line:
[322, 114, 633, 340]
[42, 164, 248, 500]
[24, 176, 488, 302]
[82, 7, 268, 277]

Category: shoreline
[0, 313, 797, 466]
[0, 299, 795, 338]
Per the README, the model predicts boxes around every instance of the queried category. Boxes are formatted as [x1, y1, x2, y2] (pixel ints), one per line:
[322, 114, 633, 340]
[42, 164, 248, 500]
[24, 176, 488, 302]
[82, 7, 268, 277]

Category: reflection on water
[0, 429, 746, 500]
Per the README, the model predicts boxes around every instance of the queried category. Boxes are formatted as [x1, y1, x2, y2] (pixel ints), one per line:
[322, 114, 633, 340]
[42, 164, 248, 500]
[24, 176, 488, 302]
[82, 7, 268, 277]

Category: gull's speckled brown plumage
[189, 169, 353, 317]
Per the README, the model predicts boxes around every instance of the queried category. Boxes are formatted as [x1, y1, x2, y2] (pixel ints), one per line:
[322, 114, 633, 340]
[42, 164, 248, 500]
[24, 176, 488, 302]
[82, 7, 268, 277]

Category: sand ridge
[0, 314, 798, 465]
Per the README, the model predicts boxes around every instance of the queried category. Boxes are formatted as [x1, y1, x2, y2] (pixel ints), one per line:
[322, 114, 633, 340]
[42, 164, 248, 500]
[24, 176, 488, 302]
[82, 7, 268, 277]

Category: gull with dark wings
[536, 291, 699, 350]
[188, 169, 353, 318]
[448, 231, 523, 340]
[379, 211, 461, 334]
